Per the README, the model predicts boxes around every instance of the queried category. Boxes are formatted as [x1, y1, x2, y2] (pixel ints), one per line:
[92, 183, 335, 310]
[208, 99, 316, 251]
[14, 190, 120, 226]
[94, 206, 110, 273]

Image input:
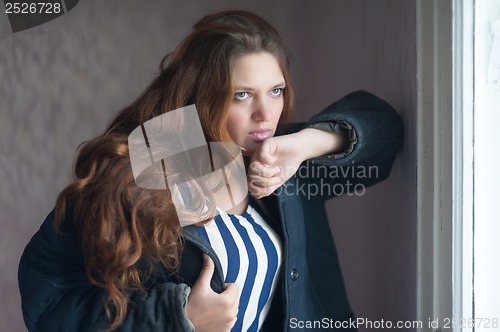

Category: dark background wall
[0, 1, 416, 330]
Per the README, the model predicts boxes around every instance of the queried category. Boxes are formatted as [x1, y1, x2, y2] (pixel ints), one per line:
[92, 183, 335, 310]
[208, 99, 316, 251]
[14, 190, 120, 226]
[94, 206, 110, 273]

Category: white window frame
[472, 0, 500, 327]
[416, 0, 474, 330]
[452, 0, 474, 328]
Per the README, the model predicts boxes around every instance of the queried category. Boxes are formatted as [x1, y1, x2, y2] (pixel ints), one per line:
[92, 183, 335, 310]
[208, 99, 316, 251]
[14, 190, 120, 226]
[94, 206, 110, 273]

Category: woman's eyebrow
[273, 82, 286, 89]
[234, 85, 253, 91]
[234, 81, 286, 91]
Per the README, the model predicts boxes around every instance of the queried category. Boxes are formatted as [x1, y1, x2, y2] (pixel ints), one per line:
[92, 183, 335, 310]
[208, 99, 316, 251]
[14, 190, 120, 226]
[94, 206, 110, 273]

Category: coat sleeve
[18, 210, 195, 332]
[295, 90, 404, 196]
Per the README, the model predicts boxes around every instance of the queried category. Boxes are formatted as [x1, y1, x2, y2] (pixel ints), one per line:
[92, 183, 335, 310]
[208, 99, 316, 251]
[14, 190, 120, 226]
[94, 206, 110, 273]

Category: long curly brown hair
[54, 10, 295, 331]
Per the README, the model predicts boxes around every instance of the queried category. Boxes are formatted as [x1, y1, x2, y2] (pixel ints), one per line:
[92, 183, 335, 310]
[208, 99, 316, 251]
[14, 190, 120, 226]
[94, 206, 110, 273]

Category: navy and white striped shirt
[195, 202, 282, 331]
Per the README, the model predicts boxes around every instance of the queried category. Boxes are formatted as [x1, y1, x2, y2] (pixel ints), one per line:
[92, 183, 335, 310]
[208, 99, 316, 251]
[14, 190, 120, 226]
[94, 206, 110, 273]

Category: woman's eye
[234, 92, 250, 100]
[271, 88, 283, 96]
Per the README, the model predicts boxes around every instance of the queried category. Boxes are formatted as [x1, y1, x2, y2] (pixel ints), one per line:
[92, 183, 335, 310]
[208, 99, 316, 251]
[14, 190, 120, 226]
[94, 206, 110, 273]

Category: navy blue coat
[18, 90, 403, 331]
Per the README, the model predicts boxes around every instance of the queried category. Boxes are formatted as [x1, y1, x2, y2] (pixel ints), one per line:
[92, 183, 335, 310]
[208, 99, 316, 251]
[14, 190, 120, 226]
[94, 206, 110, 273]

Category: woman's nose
[251, 99, 273, 122]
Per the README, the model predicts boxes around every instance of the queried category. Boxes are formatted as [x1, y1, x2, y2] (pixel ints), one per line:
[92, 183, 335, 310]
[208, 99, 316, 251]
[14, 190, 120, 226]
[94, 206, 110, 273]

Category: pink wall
[285, 2, 417, 329]
[0, 1, 416, 330]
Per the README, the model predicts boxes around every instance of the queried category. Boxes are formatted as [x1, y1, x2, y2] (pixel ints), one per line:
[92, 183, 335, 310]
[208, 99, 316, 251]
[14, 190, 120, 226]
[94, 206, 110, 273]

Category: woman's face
[227, 52, 285, 155]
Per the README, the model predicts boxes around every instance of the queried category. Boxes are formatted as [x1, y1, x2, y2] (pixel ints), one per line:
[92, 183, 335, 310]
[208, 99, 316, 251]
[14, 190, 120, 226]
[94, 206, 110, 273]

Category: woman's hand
[186, 254, 239, 332]
[247, 128, 346, 199]
[247, 132, 305, 199]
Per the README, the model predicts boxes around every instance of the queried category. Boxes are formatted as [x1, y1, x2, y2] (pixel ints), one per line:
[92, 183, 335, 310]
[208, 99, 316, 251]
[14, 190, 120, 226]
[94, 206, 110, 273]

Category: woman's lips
[249, 130, 271, 142]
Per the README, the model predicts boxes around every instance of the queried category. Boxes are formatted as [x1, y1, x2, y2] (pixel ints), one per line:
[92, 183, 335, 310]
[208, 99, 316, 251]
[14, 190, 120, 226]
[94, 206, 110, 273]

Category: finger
[249, 184, 281, 199]
[248, 180, 270, 197]
[248, 174, 281, 188]
[195, 253, 215, 288]
[223, 283, 240, 300]
[252, 140, 277, 166]
[249, 162, 280, 178]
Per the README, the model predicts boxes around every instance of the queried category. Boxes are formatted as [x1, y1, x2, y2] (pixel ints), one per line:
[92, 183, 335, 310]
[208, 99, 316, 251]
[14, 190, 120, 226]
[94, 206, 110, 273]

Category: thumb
[253, 139, 277, 166]
[195, 253, 215, 288]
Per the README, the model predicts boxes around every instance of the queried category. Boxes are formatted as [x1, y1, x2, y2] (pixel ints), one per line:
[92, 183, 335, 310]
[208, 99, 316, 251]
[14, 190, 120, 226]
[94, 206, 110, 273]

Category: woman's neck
[226, 194, 249, 215]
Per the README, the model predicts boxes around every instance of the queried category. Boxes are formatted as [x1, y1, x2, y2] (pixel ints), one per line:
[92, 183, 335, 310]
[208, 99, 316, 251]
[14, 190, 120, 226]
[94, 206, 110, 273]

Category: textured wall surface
[0, 1, 416, 330]
[286, 1, 418, 329]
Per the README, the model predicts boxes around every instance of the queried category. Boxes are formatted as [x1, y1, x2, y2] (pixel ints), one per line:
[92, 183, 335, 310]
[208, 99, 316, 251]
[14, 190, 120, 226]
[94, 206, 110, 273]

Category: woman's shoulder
[21, 205, 85, 269]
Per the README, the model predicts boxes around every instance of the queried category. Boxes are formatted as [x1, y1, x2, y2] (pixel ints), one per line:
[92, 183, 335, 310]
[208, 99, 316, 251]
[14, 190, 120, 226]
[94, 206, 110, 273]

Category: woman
[18, 10, 403, 332]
